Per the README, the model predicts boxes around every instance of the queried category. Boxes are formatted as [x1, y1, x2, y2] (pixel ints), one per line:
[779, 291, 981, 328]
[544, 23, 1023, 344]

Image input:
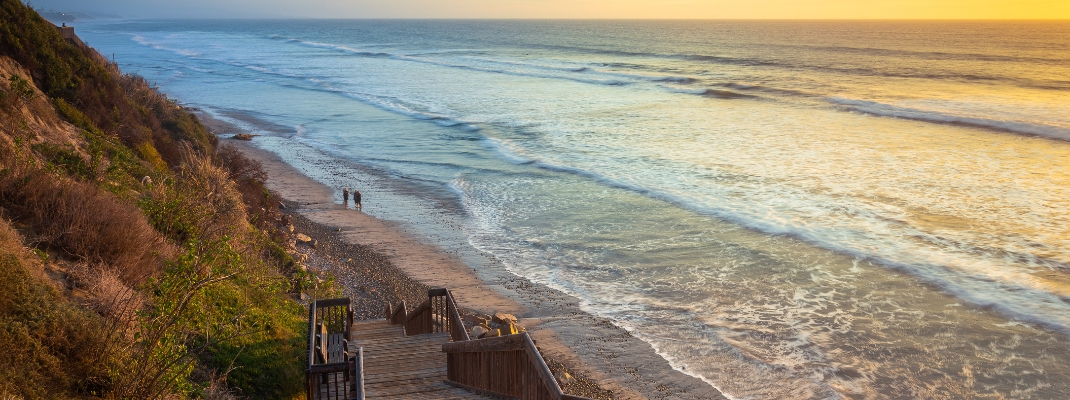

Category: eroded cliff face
[0, 55, 86, 163]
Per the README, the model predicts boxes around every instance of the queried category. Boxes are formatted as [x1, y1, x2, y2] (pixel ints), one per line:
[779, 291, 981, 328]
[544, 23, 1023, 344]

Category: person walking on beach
[342, 187, 350, 207]
[354, 190, 362, 211]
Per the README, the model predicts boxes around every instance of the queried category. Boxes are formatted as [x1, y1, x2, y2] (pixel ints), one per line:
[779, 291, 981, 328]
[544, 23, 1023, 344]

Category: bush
[0, 219, 112, 399]
[0, 167, 174, 284]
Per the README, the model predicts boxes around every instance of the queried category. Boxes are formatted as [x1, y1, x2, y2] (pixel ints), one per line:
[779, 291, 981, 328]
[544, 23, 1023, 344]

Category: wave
[337, 91, 482, 131]
[275, 38, 635, 87]
[131, 34, 200, 57]
[664, 87, 756, 100]
[465, 56, 698, 85]
[786, 43, 1070, 65]
[528, 42, 1070, 91]
[292, 40, 393, 58]
[830, 98, 1070, 141]
[477, 138, 1070, 337]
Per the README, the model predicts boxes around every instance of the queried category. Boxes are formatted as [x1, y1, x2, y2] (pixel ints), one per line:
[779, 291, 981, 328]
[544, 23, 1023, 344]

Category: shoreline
[213, 128, 727, 399]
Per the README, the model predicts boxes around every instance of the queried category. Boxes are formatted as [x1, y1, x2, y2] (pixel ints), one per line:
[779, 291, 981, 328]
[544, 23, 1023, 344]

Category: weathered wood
[308, 298, 356, 400]
[442, 334, 527, 353]
[315, 298, 352, 308]
[321, 290, 591, 400]
[349, 319, 496, 399]
[445, 290, 471, 342]
[351, 348, 365, 400]
[388, 301, 407, 325]
[523, 334, 563, 399]
[328, 333, 347, 363]
[428, 288, 449, 297]
[445, 380, 521, 400]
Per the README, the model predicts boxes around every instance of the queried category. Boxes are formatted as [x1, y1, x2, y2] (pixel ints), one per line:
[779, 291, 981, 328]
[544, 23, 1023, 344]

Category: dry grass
[0, 218, 112, 399]
[0, 167, 175, 284]
[216, 143, 282, 232]
[69, 263, 144, 331]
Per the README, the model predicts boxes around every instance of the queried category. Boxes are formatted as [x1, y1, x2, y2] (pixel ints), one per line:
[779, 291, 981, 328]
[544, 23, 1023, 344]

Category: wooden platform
[349, 319, 495, 399]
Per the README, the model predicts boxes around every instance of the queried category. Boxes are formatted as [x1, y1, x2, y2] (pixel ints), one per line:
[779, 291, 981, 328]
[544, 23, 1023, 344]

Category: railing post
[306, 301, 317, 400]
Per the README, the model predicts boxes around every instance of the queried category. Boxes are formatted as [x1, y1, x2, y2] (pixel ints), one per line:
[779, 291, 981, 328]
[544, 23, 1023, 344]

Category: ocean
[76, 20, 1070, 398]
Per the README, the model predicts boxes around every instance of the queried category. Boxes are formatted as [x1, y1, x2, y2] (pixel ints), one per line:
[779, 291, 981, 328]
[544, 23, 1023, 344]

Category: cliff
[0, 1, 318, 398]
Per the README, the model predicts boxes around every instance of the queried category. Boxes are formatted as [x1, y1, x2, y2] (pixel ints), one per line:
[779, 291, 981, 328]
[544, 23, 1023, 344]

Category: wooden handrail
[306, 298, 356, 400]
[314, 297, 352, 308]
[388, 300, 407, 325]
[442, 332, 592, 400]
[442, 333, 527, 353]
[380, 289, 590, 399]
[406, 299, 432, 323]
[387, 289, 470, 341]
[444, 290, 471, 342]
[351, 347, 365, 400]
[306, 301, 318, 400]
[523, 333, 564, 398]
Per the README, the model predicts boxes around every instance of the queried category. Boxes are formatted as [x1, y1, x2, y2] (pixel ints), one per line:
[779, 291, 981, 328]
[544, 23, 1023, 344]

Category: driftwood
[231, 133, 260, 141]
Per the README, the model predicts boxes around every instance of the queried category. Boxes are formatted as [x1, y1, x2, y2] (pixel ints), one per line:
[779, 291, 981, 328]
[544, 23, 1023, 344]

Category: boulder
[296, 233, 312, 243]
[492, 313, 517, 325]
[464, 314, 488, 325]
[500, 322, 520, 336]
[470, 326, 487, 338]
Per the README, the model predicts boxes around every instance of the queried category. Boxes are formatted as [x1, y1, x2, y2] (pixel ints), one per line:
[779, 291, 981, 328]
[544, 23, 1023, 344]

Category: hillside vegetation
[0, 1, 327, 398]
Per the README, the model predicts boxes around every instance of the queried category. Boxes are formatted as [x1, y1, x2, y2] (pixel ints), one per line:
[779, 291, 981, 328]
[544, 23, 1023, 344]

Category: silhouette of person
[354, 190, 362, 211]
[342, 187, 349, 207]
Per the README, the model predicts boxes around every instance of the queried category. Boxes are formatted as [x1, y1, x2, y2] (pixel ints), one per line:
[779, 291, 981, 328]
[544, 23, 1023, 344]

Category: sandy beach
[214, 126, 725, 399]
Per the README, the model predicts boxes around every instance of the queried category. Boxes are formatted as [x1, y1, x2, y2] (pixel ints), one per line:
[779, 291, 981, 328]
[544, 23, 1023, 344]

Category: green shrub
[0, 220, 111, 399]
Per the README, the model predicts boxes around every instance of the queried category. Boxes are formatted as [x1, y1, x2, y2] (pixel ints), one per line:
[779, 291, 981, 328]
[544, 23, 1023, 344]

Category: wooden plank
[442, 334, 527, 353]
[362, 368, 446, 384]
[523, 334, 563, 400]
[428, 288, 449, 297]
[328, 333, 347, 363]
[314, 298, 352, 308]
[346, 309, 502, 399]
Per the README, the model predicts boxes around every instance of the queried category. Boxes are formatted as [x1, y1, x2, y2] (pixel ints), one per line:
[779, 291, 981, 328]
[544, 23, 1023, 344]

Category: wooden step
[349, 319, 495, 399]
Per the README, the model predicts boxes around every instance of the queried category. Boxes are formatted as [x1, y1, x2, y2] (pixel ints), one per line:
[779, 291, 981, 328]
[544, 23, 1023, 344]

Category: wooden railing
[387, 288, 470, 341]
[442, 333, 590, 400]
[348, 347, 364, 400]
[306, 298, 356, 400]
[387, 288, 590, 400]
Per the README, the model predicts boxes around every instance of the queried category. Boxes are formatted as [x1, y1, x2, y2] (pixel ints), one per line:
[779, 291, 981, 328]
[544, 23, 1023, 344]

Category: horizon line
[67, 16, 1070, 21]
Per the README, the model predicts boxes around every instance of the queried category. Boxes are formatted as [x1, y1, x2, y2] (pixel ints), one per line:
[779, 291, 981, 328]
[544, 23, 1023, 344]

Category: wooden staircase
[349, 319, 493, 399]
[307, 290, 593, 400]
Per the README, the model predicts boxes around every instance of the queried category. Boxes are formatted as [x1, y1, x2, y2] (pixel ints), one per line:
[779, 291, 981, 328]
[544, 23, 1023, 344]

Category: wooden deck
[349, 319, 496, 399]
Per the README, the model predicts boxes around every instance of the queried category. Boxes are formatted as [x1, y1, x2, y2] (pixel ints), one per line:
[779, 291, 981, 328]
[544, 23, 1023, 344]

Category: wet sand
[220, 133, 725, 399]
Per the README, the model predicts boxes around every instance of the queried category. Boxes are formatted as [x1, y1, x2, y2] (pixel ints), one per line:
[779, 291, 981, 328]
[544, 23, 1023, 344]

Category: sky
[29, 0, 1070, 19]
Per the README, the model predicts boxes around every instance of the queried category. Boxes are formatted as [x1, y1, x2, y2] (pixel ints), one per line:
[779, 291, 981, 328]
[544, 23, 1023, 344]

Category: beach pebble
[554, 371, 573, 386]
[296, 233, 312, 243]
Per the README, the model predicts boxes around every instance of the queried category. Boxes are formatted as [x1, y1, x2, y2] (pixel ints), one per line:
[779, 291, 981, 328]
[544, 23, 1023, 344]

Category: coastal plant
[0, 219, 112, 398]
[7, 74, 34, 102]
[0, 2, 310, 397]
[0, 166, 174, 284]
